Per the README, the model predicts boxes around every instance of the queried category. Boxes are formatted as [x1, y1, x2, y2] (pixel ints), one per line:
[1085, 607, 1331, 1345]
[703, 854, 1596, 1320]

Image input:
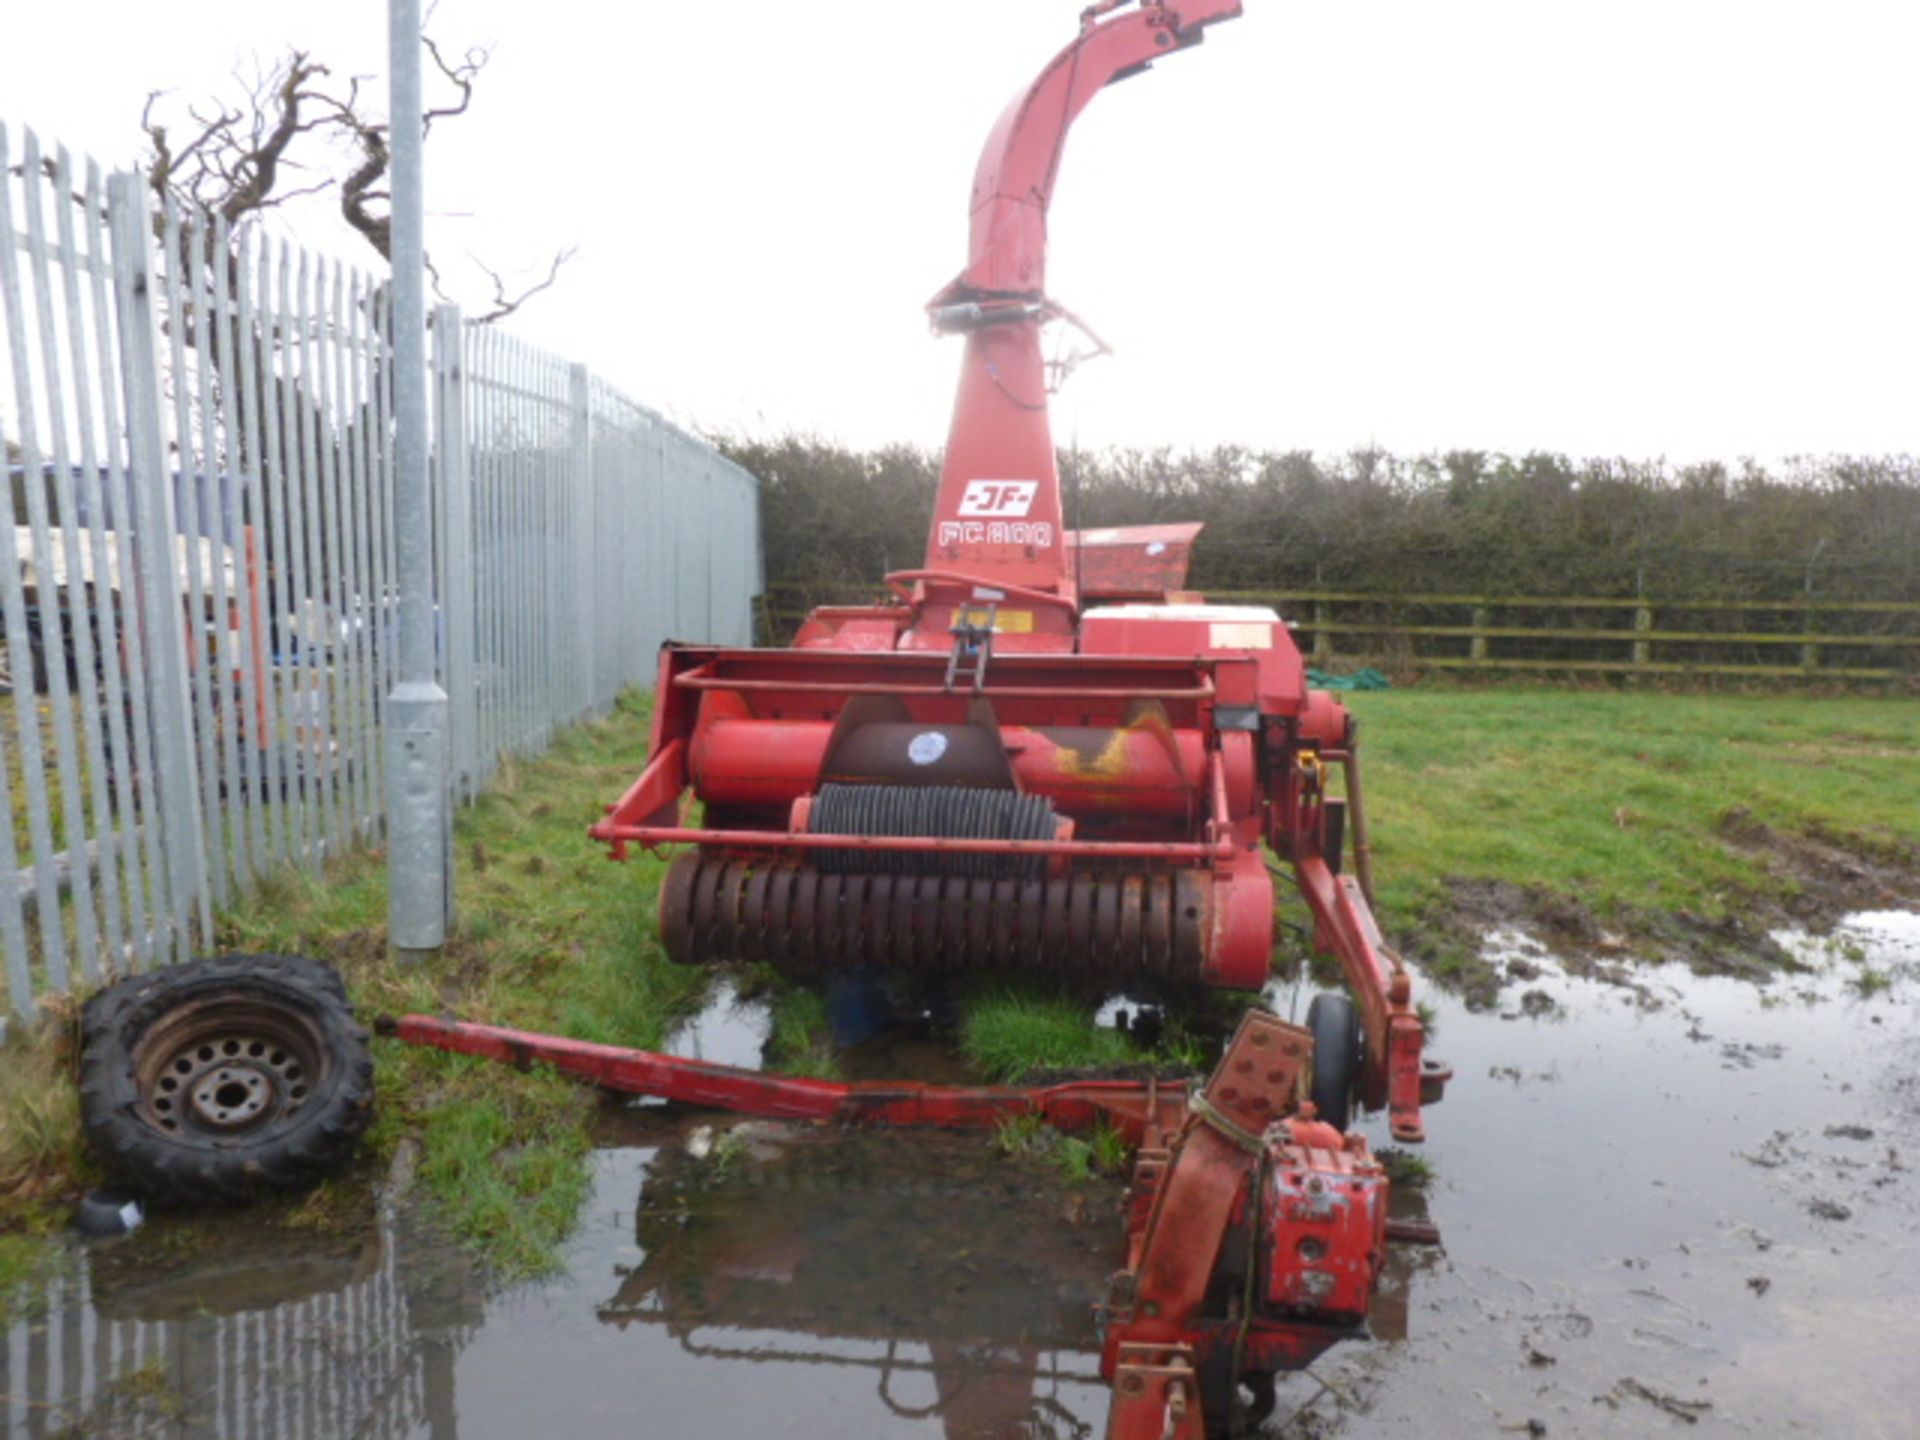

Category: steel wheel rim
[131, 996, 331, 1139]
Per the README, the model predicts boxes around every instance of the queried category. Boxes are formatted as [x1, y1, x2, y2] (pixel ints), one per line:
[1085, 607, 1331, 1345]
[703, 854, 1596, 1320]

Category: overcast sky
[6, 1, 1915, 464]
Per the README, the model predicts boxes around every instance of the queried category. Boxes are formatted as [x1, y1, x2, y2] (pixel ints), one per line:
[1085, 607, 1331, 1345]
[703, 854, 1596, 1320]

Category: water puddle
[5, 909, 1915, 1437]
[1269, 909, 1920, 1438]
[661, 981, 770, 1071]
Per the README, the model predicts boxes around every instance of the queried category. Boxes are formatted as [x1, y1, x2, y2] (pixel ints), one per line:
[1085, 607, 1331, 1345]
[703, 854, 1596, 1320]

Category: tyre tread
[78, 954, 373, 1206]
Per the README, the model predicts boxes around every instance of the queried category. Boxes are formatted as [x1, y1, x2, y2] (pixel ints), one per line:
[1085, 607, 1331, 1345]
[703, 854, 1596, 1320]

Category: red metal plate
[740, 867, 772, 965]
[1173, 870, 1207, 980]
[1094, 878, 1120, 971]
[763, 865, 795, 967]
[1043, 880, 1072, 970]
[990, 878, 1018, 969]
[942, 876, 972, 970]
[1068, 876, 1097, 976]
[1119, 875, 1144, 968]
[1144, 874, 1173, 978]
[965, 878, 994, 970]
[891, 876, 922, 967]
[819, 873, 850, 966]
[711, 863, 746, 961]
[660, 854, 701, 964]
[1016, 880, 1046, 968]
[690, 858, 723, 960]
[790, 868, 820, 971]
[865, 875, 896, 966]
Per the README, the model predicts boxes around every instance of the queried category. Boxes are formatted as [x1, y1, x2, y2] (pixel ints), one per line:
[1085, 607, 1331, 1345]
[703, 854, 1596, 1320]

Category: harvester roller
[660, 853, 1207, 979]
[810, 782, 1059, 879]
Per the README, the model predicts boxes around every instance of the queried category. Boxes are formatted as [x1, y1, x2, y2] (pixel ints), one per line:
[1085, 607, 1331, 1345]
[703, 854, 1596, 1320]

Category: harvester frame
[590, 0, 1444, 1145]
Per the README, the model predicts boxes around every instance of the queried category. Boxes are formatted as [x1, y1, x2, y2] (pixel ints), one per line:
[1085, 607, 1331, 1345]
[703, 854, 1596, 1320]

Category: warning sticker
[951, 608, 1034, 633]
[907, 731, 949, 766]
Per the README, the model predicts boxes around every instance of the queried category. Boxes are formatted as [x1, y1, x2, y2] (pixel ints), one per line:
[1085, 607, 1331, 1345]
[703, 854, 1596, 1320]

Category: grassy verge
[213, 690, 715, 1279]
[959, 987, 1214, 1082]
[1, 995, 94, 1308]
[2, 690, 717, 1307]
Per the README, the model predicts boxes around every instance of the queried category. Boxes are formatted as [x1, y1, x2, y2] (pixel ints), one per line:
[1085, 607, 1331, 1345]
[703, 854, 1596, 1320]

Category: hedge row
[718, 436, 1920, 608]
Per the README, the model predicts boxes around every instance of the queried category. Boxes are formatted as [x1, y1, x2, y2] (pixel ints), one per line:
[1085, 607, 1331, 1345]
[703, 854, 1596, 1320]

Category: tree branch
[422, 36, 488, 133]
[471, 247, 577, 325]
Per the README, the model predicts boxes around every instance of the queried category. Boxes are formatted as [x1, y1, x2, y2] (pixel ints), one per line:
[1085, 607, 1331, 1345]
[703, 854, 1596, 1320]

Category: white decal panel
[1208, 621, 1273, 650]
[957, 480, 1040, 517]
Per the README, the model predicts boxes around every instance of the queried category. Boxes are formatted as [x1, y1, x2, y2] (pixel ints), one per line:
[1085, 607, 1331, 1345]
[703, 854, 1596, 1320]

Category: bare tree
[140, 35, 572, 322]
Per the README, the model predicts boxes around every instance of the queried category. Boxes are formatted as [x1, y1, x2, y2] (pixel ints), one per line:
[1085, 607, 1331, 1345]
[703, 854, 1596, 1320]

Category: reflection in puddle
[5, 909, 1913, 1438]
[660, 981, 770, 1071]
[602, 1122, 1112, 1439]
[4, 1203, 480, 1439]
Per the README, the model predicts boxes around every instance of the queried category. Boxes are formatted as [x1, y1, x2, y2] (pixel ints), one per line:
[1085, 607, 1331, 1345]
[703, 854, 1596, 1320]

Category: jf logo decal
[957, 480, 1039, 517]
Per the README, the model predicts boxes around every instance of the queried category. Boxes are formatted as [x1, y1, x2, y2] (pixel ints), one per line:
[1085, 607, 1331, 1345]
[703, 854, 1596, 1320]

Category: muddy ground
[4, 907, 1917, 1439]
[1405, 810, 1920, 1008]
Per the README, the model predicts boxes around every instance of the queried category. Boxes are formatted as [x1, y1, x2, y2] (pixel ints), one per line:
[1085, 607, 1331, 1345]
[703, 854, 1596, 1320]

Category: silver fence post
[108, 172, 212, 954]
[386, 0, 450, 958]
[569, 363, 594, 715]
[436, 306, 477, 806]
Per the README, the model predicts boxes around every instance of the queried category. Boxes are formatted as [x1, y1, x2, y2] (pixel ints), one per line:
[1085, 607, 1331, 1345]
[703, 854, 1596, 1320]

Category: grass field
[1341, 688, 1920, 995]
[1352, 689, 1919, 919]
[4, 684, 1916, 1303]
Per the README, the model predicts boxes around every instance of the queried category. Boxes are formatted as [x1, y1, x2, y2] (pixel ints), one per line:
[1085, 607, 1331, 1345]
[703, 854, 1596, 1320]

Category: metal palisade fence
[0, 124, 761, 1027]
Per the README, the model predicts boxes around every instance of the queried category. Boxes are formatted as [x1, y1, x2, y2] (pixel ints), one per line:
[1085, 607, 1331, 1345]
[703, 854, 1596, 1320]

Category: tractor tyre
[1305, 991, 1362, 1132]
[79, 954, 373, 1206]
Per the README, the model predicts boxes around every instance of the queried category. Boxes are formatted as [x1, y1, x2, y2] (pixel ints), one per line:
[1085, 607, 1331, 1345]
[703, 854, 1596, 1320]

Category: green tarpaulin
[1306, 666, 1392, 691]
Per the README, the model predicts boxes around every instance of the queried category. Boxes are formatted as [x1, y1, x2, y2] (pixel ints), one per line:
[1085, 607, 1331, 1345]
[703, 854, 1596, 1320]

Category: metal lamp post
[386, 0, 450, 959]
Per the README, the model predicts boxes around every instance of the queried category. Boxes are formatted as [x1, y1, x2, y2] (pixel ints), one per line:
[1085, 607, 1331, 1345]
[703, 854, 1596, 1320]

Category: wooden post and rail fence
[759, 585, 1920, 681]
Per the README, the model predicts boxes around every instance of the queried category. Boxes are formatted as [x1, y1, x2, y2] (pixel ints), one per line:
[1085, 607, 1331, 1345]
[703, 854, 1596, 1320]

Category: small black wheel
[79, 954, 373, 1206]
[1306, 991, 1362, 1132]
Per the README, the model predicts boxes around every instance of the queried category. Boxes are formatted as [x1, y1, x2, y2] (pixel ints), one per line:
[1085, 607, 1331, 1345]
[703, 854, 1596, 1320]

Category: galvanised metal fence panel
[459, 323, 575, 777]
[0, 125, 763, 1025]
